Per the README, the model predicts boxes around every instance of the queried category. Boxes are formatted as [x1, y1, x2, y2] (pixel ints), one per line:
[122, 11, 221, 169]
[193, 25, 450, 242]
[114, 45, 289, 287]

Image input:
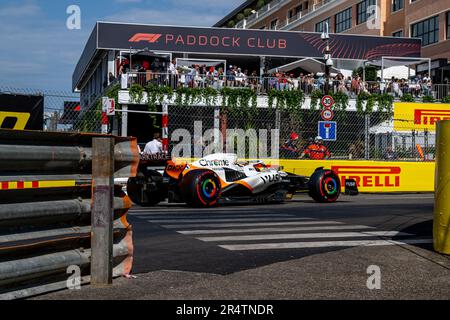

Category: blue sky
[0, 0, 242, 92]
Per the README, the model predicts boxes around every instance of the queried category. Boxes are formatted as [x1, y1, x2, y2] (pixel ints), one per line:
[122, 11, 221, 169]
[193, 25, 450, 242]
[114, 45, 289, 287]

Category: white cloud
[0, 1, 90, 90]
[0, 1, 41, 17]
[104, 0, 243, 27]
[0, 0, 245, 91]
[114, 0, 143, 3]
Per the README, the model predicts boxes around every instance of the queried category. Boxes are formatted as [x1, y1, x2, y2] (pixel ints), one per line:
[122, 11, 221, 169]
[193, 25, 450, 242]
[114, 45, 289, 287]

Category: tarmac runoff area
[34, 194, 450, 300]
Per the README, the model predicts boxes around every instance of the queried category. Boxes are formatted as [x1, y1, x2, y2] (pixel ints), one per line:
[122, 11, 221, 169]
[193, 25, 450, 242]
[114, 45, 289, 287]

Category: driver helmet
[315, 136, 323, 143]
[290, 132, 299, 141]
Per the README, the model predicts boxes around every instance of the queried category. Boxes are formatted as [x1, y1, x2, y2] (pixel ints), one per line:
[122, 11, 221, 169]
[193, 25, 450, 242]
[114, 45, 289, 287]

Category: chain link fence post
[365, 114, 370, 160]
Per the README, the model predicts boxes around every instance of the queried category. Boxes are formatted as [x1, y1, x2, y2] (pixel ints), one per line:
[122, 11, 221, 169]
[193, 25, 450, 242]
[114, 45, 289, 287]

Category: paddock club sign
[96, 22, 421, 61]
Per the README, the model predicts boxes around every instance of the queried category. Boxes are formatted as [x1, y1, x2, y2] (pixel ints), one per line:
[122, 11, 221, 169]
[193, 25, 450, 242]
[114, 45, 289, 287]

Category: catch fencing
[168, 106, 436, 162]
[0, 129, 138, 299]
[0, 86, 106, 134]
[0, 85, 440, 162]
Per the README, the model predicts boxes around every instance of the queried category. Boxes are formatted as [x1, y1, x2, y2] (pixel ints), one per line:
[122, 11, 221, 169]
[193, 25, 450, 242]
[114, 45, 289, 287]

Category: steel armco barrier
[0, 129, 139, 299]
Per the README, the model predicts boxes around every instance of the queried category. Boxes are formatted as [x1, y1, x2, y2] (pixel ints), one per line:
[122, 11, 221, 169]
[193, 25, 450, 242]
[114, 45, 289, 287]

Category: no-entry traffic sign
[321, 95, 334, 108]
[321, 108, 334, 121]
[318, 121, 337, 141]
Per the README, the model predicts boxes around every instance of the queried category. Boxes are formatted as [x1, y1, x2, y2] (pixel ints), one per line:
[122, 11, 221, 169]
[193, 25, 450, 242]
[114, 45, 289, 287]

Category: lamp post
[321, 22, 333, 95]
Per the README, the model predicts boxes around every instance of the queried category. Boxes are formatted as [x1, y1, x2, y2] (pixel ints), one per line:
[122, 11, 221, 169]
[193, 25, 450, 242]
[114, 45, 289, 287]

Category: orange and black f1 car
[127, 153, 358, 208]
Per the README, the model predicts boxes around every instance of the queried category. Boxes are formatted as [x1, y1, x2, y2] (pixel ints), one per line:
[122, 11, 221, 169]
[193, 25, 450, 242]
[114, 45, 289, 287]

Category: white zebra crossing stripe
[129, 209, 275, 214]
[161, 221, 344, 229]
[197, 231, 410, 242]
[148, 217, 317, 224]
[219, 239, 433, 251]
[135, 214, 296, 220]
[134, 213, 425, 252]
[178, 225, 375, 235]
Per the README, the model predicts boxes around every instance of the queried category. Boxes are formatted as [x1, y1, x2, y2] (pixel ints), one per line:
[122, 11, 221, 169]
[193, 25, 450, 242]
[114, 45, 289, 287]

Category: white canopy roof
[269, 58, 340, 75]
[369, 120, 394, 134]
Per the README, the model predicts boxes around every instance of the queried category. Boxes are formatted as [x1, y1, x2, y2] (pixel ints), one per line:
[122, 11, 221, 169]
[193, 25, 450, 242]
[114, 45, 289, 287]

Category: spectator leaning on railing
[123, 59, 436, 99]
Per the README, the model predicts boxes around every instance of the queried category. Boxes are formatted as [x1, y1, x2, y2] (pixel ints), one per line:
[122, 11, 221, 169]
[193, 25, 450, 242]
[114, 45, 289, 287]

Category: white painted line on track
[129, 208, 279, 213]
[219, 239, 433, 251]
[198, 231, 410, 242]
[161, 221, 344, 229]
[178, 225, 375, 235]
[134, 214, 295, 220]
[148, 217, 319, 224]
[357, 196, 434, 200]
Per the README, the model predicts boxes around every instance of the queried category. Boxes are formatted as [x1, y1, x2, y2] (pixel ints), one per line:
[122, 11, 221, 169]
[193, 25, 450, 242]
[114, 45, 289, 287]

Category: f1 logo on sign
[318, 121, 337, 141]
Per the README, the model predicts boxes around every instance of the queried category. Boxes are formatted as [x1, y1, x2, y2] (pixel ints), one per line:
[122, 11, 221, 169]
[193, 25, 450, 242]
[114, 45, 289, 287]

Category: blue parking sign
[318, 121, 337, 141]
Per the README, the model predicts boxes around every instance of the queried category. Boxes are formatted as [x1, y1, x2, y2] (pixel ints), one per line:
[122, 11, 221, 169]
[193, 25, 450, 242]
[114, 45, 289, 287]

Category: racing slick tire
[308, 168, 341, 203]
[127, 170, 166, 207]
[181, 170, 221, 208]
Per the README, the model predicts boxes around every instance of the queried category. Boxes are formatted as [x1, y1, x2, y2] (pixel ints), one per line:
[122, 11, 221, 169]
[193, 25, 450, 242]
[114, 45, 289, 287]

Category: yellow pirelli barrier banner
[275, 160, 435, 193]
[174, 157, 435, 193]
[394, 102, 450, 132]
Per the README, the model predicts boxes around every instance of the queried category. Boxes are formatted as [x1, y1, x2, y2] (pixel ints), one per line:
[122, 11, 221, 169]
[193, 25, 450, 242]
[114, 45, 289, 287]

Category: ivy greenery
[310, 90, 323, 110]
[356, 93, 394, 115]
[267, 89, 304, 112]
[129, 84, 258, 116]
[442, 96, 450, 104]
[310, 90, 349, 111]
[400, 93, 415, 102]
[423, 95, 435, 103]
[221, 87, 257, 116]
[330, 92, 349, 111]
[74, 84, 120, 132]
[129, 84, 145, 104]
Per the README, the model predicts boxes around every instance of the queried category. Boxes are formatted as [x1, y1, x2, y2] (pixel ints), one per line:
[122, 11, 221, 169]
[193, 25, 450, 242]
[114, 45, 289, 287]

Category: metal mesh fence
[168, 104, 217, 158]
[0, 85, 436, 161]
[167, 105, 435, 161]
[0, 86, 105, 133]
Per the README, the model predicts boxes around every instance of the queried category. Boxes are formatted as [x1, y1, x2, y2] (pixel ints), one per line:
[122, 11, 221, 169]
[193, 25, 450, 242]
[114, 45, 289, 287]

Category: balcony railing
[237, 0, 335, 30]
[122, 72, 441, 101]
[235, 0, 290, 29]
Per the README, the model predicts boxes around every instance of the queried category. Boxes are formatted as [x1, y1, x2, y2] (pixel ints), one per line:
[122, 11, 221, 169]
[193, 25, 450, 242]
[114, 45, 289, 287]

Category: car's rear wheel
[127, 170, 166, 207]
[308, 169, 341, 203]
[181, 170, 221, 207]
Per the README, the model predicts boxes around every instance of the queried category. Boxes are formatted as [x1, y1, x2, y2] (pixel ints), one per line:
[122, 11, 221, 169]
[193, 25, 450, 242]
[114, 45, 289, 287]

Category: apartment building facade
[214, 0, 450, 83]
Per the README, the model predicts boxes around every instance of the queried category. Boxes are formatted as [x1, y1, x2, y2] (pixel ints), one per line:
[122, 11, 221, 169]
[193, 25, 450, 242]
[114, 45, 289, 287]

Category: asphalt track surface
[37, 193, 450, 300]
[128, 193, 436, 275]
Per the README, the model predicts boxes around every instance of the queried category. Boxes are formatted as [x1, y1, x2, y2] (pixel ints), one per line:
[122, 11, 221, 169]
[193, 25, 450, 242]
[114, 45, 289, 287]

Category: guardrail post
[91, 137, 115, 286]
[434, 120, 450, 254]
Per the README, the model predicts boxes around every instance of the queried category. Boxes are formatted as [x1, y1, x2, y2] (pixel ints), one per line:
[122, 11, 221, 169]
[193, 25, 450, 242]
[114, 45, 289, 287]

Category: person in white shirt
[169, 59, 178, 88]
[144, 133, 163, 155]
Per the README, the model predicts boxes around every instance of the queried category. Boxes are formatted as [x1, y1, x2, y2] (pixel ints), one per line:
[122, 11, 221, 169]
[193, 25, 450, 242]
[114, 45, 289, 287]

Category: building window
[288, 9, 294, 19]
[411, 15, 439, 46]
[295, 5, 302, 15]
[335, 7, 352, 33]
[316, 18, 331, 33]
[392, 30, 403, 37]
[447, 11, 450, 39]
[392, 0, 403, 12]
[357, 0, 376, 25]
[270, 19, 278, 30]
